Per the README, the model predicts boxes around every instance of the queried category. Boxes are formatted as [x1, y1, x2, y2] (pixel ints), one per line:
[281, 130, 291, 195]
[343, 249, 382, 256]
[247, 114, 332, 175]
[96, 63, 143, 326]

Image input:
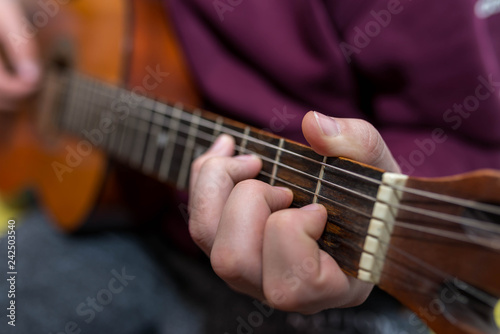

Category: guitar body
[0, 0, 198, 230]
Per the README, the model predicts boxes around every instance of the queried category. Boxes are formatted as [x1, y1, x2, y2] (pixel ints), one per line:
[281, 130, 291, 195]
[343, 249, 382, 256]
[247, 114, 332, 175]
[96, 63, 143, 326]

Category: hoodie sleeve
[327, 0, 500, 176]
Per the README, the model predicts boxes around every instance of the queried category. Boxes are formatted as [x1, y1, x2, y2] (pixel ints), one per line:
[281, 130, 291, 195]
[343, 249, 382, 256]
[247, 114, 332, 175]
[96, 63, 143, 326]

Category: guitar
[0, 1, 499, 333]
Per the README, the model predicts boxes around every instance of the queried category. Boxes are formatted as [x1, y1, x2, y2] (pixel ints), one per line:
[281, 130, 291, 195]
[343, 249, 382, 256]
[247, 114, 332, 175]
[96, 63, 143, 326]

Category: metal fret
[79, 78, 94, 132]
[68, 76, 87, 133]
[108, 90, 127, 155]
[51, 72, 70, 131]
[107, 95, 124, 155]
[86, 78, 103, 132]
[57, 73, 403, 299]
[142, 103, 167, 175]
[83, 86, 96, 139]
[239, 126, 251, 155]
[150, 103, 172, 176]
[72, 78, 90, 133]
[270, 138, 285, 186]
[129, 104, 153, 169]
[213, 116, 224, 139]
[90, 82, 112, 149]
[79, 81, 92, 133]
[116, 89, 137, 160]
[116, 110, 133, 160]
[313, 156, 328, 203]
[158, 104, 183, 182]
[87, 81, 105, 133]
[62, 74, 80, 131]
[84, 79, 101, 136]
[101, 86, 122, 150]
[177, 110, 202, 189]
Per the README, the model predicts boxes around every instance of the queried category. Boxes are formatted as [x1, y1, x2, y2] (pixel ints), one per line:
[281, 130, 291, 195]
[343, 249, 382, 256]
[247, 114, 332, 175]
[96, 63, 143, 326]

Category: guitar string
[247, 144, 500, 236]
[65, 89, 500, 255]
[190, 118, 500, 217]
[311, 213, 498, 308]
[68, 73, 500, 217]
[381, 241, 499, 308]
[335, 215, 497, 308]
[379, 245, 497, 308]
[59, 75, 500, 304]
[65, 73, 500, 219]
[64, 74, 500, 237]
[277, 201, 497, 308]
[317, 227, 454, 296]
[63, 81, 500, 246]
[395, 221, 500, 250]
[165, 104, 500, 217]
[93, 111, 500, 239]
[130, 109, 500, 237]
[339, 234, 489, 305]
[259, 168, 500, 253]
[256, 172, 488, 305]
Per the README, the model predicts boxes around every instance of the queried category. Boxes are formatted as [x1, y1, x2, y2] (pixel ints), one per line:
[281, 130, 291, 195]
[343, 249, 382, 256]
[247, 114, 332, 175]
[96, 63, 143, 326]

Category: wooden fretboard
[56, 72, 393, 279]
[47, 71, 500, 334]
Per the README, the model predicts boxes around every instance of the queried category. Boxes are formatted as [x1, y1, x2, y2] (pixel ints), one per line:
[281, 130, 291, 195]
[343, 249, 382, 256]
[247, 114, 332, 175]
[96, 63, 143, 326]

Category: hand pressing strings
[188, 112, 400, 314]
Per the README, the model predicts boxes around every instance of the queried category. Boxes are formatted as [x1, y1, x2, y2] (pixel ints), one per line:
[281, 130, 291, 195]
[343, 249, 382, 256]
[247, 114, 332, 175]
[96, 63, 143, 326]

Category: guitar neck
[49, 71, 500, 334]
[55, 72, 387, 278]
[29, 0, 500, 330]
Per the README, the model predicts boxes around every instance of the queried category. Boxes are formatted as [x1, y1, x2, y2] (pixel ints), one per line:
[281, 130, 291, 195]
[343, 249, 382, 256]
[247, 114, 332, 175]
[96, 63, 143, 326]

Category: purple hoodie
[166, 0, 500, 177]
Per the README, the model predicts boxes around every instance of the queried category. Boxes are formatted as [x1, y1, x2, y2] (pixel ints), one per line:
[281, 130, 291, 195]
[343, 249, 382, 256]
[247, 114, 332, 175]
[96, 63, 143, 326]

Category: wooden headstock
[378, 169, 500, 334]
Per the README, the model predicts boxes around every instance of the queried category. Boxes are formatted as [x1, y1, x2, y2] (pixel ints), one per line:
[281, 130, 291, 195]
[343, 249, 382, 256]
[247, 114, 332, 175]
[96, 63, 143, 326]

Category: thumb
[302, 111, 400, 173]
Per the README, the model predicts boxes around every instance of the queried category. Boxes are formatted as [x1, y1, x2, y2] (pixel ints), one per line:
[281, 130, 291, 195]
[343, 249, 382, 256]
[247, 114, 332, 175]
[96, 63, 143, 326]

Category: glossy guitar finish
[0, 0, 124, 228]
[1, 0, 198, 229]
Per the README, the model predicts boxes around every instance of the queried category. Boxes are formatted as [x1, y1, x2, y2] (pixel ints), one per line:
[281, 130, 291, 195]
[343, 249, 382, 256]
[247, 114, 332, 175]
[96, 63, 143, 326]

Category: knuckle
[264, 266, 342, 313]
[267, 210, 298, 233]
[197, 156, 222, 176]
[347, 294, 368, 308]
[358, 120, 385, 163]
[192, 156, 224, 175]
[342, 281, 373, 307]
[195, 159, 234, 193]
[188, 218, 210, 249]
[227, 159, 244, 176]
[190, 156, 205, 175]
[189, 187, 213, 215]
[210, 247, 245, 283]
[270, 209, 296, 224]
[263, 283, 308, 313]
[202, 156, 224, 170]
[233, 179, 267, 195]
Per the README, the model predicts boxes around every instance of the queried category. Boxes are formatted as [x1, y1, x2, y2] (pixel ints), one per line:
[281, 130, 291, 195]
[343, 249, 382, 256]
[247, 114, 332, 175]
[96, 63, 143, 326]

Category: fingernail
[234, 154, 259, 161]
[300, 203, 322, 211]
[313, 111, 340, 137]
[208, 134, 232, 153]
[18, 61, 40, 83]
[275, 186, 293, 195]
